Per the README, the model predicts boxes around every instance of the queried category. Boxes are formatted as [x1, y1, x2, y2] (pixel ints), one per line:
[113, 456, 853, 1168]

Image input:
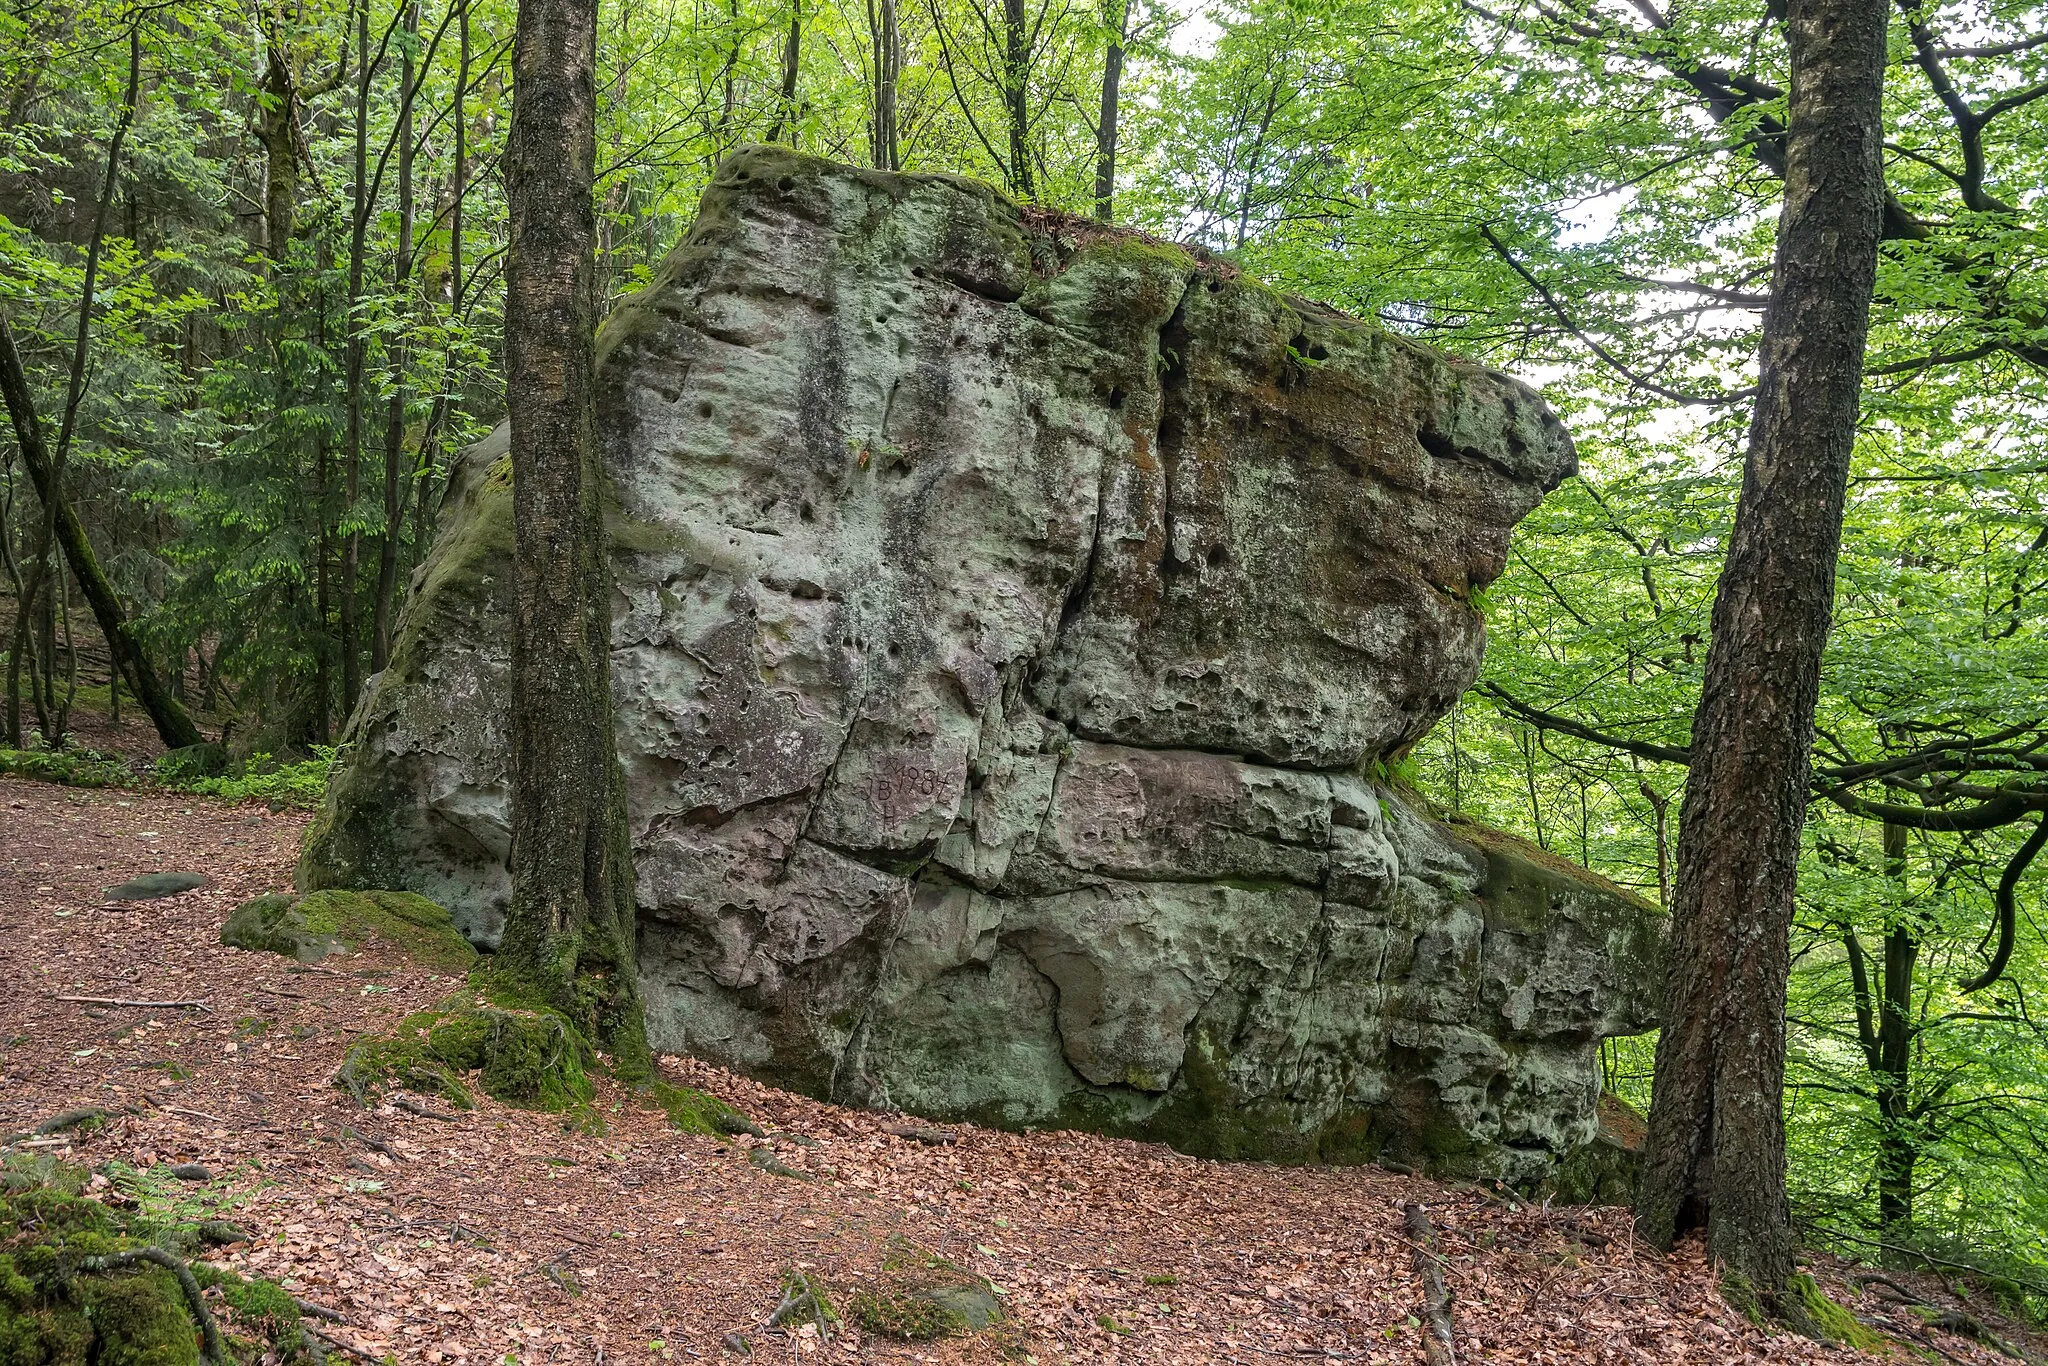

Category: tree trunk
[0, 321, 204, 751]
[867, 0, 899, 170]
[1092, 0, 1124, 222]
[1002, 0, 1033, 197]
[766, 0, 803, 145]
[372, 0, 420, 674]
[341, 0, 371, 717]
[502, 0, 649, 1068]
[0, 30, 202, 753]
[1873, 820, 1917, 1251]
[256, 35, 299, 261]
[1635, 0, 1890, 1315]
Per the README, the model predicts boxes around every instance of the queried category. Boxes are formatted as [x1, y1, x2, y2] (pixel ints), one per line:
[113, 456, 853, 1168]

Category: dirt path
[1, 775, 2028, 1364]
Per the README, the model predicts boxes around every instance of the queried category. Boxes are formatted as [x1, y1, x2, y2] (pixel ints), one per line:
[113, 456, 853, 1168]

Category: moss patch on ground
[0, 1157, 309, 1365]
[1790, 1273, 1890, 1351]
[221, 890, 477, 971]
[847, 1237, 1004, 1341]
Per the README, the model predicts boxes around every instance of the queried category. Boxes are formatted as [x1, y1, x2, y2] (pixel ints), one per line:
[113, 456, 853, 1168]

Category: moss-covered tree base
[333, 970, 753, 1138]
[0, 1159, 309, 1365]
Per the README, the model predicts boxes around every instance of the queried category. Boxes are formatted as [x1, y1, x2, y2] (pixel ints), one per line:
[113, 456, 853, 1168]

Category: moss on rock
[652, 1082, 753, 1136]
[847, 1239, 1003, 1341]
[221, 890, 476, 971]
[335, 973, 594, 1116]
[0, 1160, 309, 1365]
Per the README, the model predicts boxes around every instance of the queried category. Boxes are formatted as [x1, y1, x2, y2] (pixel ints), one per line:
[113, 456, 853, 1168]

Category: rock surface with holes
[302, 145, 1663, 1187]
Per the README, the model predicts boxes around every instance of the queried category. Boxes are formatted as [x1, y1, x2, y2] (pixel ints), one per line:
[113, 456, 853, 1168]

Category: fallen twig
[302, 1323, 386, 1363]
[766, 1268, 833, 1339]
[1403, 1202, 1456, 1366]
[55, 994, 211, 1012]
[391, 1096, 463, 1122]
[339, 1125, 399, 1159]
[293, 1298, 348, 1323]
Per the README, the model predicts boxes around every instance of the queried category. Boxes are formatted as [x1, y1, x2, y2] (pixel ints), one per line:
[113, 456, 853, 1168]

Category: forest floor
[3, 770, 2043, 1366]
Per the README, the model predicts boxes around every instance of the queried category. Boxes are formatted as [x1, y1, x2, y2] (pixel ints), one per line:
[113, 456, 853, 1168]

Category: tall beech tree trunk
[1635, 0, 1890, 1312]
[501, 0, 649, 1067]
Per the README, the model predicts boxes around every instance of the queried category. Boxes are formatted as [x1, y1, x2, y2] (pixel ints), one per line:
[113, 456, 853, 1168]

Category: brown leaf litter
[3, 773, 2040, 1365]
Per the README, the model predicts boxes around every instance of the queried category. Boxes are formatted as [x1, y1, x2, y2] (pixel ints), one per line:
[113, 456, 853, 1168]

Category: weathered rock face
[303, 146, 1661, 1186]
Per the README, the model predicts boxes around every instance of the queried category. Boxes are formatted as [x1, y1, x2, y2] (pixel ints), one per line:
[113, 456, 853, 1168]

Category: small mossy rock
[154, 743, 227, 784]
[850, 1240, 1003, 1340]
[221, 889, 477, 970]
[336, 1003, 591, 1113]
[652, 1081, 754, 1136]
[102, 872, 208, 902]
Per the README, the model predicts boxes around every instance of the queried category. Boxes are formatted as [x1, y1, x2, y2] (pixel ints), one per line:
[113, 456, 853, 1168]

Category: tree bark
[1002, 0, 1033, 197]
[256, 33, 299, 261]
[502, 0, 649, 1067]
[341, 0, 371, 717]
[867, 0, 899, 171]
[372, 0, 421, 674]
[1092, 0, 1125, 222]
[1635, 0, 1890, 1315]
[766, 0, 803, 145]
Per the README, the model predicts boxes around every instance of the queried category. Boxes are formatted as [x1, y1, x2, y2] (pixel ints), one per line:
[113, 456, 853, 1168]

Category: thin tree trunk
[1874, 820, 1917, 1250]
[372, 0, 420, 674]
[1002, 0, 1033, 197]
[341, 0, 371, 716]
[257, 25, 300, 261]
[0, 321, 203, 751]
[868, 0, 898, 170]
[502, 0, 649, 1066]
[766, 0, 803, 145]
[1635, 0, 1890, 1315]
[0, 30, 201, 753]
[1092, 0, 1124, 222]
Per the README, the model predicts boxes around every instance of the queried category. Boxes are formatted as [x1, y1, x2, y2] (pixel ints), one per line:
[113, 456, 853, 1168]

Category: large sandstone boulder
[303, 146, 1661, 1186]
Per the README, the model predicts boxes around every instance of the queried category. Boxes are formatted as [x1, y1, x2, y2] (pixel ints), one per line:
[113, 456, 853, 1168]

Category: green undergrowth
[0, 744, 334, 808]
[0, 1155, 309, 1364]
[0, 746, 133, 788]
[170, 749, 335, 808]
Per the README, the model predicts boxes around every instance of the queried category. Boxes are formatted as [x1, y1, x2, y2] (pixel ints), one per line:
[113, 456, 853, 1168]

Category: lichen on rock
[304, 144, 1664, 1188]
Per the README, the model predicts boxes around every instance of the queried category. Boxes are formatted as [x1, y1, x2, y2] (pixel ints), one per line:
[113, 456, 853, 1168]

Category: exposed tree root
[1403, 1202, 1457, 1366]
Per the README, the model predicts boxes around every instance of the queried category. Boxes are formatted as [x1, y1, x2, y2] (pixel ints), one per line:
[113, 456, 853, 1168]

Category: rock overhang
[303, 144, 1657, 1191]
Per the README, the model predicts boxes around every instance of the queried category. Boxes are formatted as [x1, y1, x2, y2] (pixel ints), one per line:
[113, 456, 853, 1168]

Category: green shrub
[0, 746, 133, 788]
[170, 747, 337, 808]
